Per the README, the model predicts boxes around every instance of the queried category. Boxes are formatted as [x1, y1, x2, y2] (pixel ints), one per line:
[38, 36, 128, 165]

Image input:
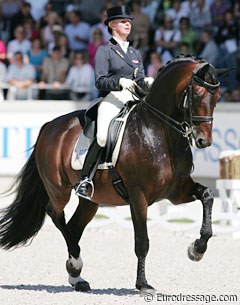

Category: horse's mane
[156, 54, 207, 77]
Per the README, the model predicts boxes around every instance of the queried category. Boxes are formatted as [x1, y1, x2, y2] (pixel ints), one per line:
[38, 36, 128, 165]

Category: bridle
[131, 64, 220, 142]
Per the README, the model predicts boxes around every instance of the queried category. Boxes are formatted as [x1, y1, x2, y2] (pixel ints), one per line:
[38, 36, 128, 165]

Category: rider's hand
[144, 77, 154, 88]
[119, 78, 136, 91]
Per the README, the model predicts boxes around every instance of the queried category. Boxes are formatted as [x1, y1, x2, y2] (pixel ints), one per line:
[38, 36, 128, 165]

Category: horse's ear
[195, 63, 209, 79]
[216, 67, 235, 77]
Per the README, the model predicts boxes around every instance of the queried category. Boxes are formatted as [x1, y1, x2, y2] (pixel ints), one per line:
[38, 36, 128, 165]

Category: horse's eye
[193, 93, 201, 103]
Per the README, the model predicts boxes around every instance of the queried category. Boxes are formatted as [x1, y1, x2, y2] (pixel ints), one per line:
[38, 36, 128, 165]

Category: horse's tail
[0, 128, 49, 250]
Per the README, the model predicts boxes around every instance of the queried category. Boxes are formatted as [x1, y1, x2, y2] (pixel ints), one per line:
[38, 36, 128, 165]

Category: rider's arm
[94, 45, 122, 92]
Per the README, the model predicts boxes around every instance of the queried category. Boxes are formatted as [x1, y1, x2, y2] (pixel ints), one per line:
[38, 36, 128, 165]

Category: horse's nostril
[197, 138, 206, 148]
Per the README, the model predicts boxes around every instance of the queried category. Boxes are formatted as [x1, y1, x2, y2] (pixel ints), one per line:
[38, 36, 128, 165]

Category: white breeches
[96, 89, 135, 147]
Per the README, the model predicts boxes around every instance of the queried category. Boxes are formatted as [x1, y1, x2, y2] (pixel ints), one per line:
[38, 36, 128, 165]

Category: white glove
[119, 78, 136, 91]
[144, 77, 154, 87]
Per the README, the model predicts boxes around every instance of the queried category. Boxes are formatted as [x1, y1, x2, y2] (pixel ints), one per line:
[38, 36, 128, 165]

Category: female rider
[75, 5, 154, 198]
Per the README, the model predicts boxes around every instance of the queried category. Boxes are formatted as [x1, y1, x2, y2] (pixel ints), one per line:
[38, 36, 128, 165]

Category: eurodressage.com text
[143, 292, 238, 303]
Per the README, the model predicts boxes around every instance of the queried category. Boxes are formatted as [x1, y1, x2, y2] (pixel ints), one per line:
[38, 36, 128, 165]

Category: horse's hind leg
[188, 183, 213, 262]
[66, 198, 98, 291]
[129, 188, 156, 296]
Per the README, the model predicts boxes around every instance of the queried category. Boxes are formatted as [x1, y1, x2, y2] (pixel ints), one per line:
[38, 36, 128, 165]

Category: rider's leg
[75, 93, 123, 198]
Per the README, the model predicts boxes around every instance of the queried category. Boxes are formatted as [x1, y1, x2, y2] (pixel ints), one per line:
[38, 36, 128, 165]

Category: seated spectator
[231, 88, 240, 102]
[197, 30, 219, 66]
[0, 39, 7, 63]
[166, 0, 188, 29]
[210, 0, 231, 30]
[0, 61, 7, 102]
[146, 51, 162, 78]
[90, 8, 111, 43]
[87, 28, 104, 67]
[6, 51, 36, 100]
[215, 9, 238, 91]
[178, 41, 191, 55]
[7, 25, 31, 63]
[48, 25, 70, 58]
[154, 15, 181, 64]
[41, 11, 62, 48]
[179, 17, 198, 54]
[141, 0, 159, 26]
[190, 0, 212, 34]
[129, 0, 151, 58]
[39, 46, 69, 100]
[38, 2, 55, 30]
[26, 37, 48, 81]
[64, 52, 95, 101]
[0, 0, 19, 43]
[10, 1, 34, 38]
[23, 19, 39, 41]
[64, 10, 91, 52]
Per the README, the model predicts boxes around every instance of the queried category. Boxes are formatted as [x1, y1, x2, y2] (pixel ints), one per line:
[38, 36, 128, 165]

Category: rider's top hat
[104, 6, 134, 26]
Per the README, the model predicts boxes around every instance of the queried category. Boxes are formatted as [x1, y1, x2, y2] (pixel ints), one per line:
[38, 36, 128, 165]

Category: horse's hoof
[75, 281, 91, 292]
[137, 283, 156, 297]
[187, 241, 204, 262]
[140, 287, 156, 298]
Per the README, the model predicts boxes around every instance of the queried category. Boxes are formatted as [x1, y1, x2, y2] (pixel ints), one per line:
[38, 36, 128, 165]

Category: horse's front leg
[129, 187, 155, 296]
[188, 183, 213, 262]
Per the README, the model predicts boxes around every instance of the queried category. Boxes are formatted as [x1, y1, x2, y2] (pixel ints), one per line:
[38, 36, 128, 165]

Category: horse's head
[180, 61, 224, 148]
[145, 56, 229, 149]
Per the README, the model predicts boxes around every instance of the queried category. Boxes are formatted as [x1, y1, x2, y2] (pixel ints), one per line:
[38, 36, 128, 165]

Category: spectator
[0, 0, 19, 43]
[233, 0, 240, 19]
[87, 28, 104, 67]
[26, 0, 49, 22]
[190, 0, 212, 34]
[179, 17, 198, 54]
[6, 51, 36, 100]
[154, 15, 181, 64]
[197, 30, 219, 66]
[10, 1, 34, 38]
[141, 0, 159, 26]
[129, 0, 151, 58]
[146, 51, 162, 78]
[41, 11, 62, 48]
[0, 60, 7, 102]
[178, 41, 191, 55]
[215, 9, 238, 91]
[40, 46, 69, 100]
[48, 24, 64, 54]
[64, 10, 91, 52]
[0, 39, 7, 63]
[23, 19, 39, 41]
[64, 51, 95, 101]
[7, 25, 31, 62]
[90, 8, 111, 43]
[26, 37, 48, 81]
[231, 88, 240, 102]
[210, 0, 231, 30]
[166, 0, 188, 29]
[38, 2, 55, 30]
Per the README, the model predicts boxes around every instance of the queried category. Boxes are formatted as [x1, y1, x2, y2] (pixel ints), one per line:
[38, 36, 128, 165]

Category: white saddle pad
[71, 105, 136, 170]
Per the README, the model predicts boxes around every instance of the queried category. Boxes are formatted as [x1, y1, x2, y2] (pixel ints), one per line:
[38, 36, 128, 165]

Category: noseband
[133, 64, 220, 142]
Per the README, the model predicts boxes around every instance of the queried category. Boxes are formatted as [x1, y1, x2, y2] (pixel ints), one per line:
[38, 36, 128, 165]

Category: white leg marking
[69, 275, 86, 286]
[69, 255, 83, 271]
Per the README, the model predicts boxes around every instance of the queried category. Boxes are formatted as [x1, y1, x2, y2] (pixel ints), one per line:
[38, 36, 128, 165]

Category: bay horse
[0, 56, 225, 295]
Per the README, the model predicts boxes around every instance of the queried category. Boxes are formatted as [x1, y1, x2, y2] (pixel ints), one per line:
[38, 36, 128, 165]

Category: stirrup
[75, 177, 95, 200]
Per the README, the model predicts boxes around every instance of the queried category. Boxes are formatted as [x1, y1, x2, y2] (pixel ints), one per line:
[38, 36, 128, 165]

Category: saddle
[75, 100, 138, 200]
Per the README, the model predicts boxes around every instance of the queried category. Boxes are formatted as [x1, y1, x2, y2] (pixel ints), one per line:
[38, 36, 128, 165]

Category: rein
[130, 71, 220, 141]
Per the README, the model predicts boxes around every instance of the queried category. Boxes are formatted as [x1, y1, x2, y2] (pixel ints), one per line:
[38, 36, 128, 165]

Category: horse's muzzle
[195, 136, 211, 149]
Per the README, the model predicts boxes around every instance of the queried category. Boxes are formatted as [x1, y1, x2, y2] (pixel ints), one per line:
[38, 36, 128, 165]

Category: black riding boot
[75, 139, 103, 198]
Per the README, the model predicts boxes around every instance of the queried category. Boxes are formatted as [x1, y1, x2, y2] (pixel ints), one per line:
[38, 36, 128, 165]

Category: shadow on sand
[0, 284, 139, 296]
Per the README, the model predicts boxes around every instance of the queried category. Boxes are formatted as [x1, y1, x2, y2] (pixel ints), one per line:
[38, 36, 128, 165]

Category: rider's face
[110, 19, 132, 37]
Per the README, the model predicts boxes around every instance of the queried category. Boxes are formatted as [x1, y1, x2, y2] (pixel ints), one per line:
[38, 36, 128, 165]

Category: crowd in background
[0, 0, 240, 102]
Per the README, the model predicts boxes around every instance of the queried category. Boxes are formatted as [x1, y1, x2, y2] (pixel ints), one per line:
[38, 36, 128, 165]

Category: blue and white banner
[0, 103, 240, 177]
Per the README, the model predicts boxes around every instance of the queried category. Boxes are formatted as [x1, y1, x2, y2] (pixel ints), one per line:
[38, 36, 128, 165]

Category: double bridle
[132, 66, 220, 142]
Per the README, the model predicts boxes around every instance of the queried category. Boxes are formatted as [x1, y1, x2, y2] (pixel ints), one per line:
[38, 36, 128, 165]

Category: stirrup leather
[75, 177, 95, 200]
